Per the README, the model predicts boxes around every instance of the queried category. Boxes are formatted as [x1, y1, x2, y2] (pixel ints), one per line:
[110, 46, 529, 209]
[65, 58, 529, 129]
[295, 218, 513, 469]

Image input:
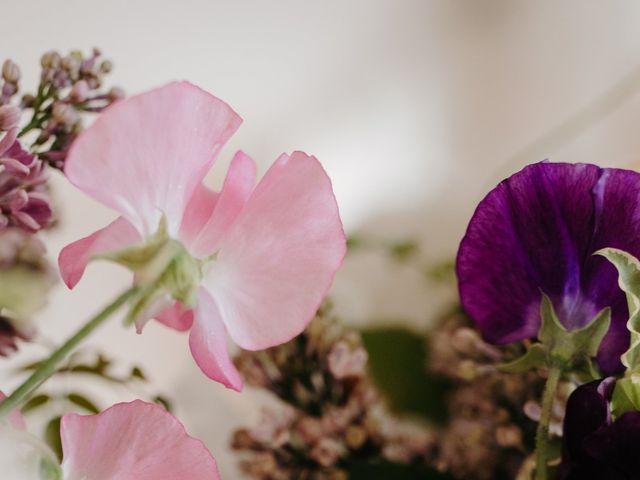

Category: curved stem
[0, 286, 138, 418]
[534, 364, 562, 480]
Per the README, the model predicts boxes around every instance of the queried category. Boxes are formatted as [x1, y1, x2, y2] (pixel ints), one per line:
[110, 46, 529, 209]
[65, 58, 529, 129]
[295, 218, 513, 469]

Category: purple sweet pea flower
[456, 162, 640, 374]
[559, 378, 640, 479]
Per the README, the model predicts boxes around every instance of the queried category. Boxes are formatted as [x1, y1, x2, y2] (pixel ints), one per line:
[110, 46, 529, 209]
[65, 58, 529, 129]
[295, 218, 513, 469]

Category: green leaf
[66, 393, 100, 414]
[21, 394, 50, 414]
[131, 366, 146, 380]
[611, 376, 640, 417]
[153, 395, 172, 412]
[597, 248, 640, 371]
[499, 343, 547, 373]
[44, 416, 63, 462]
[361, 327, 452, 423]
[388, 240, 419, 262]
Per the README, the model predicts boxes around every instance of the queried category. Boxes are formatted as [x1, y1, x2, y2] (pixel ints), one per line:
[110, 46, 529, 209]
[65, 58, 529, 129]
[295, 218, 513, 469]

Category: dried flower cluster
[232, 305, 434, 479]
[428, 312, 572, 480]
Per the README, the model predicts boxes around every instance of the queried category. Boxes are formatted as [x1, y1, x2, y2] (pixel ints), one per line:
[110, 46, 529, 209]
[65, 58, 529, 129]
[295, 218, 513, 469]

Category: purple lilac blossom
[457, 162, 640, 374]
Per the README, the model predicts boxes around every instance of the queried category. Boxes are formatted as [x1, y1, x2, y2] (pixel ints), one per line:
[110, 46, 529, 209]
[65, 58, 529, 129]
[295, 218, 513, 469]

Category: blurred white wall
[5, 1, 640, 477]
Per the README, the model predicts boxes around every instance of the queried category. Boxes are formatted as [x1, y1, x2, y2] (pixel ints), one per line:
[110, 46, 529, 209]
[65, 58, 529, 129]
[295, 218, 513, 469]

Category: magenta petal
[189, 150, 256, 257]
[58, 217, 141, 289]
[65, 81, 242, 236]
[60, 400, 220, 480]
[206, 152, 346, 350]
[156, 301, 194, 332]
[457, 162, 640, 374]
[189, 288, 243, 391]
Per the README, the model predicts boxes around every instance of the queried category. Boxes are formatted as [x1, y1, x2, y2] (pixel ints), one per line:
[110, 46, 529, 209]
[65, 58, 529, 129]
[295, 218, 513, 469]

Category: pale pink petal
[179, 184, 218, 248]
[188, 150, 256, 257]
[205, 152, 346, 350]
[155, 301, 194, 332]
[0, 392, 26, 431]
[58, 217, 141, 289]
[65, 81, 242, 236]
[60, 400, 220, 480]
[189, 288, 243, 391]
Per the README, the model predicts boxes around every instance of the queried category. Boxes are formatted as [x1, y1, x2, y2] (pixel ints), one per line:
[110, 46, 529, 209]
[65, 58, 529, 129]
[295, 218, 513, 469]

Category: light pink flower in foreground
[0, 393, 220, 479]
[58, 81, 346, 391]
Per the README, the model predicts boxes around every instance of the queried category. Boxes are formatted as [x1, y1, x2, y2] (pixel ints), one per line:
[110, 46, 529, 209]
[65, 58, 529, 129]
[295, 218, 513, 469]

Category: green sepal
[500, 294, 610, 374]
[499, 343, 546, 373]
[539, 294, 611, 368]
[94, 216, 204, 326]
[596, 248, 640, 372]
[611, 376, 640, 418]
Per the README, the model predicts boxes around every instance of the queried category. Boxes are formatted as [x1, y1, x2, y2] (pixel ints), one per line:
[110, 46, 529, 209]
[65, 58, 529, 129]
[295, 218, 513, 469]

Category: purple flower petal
[457, 162, 640, 374]
[560, 379, 640, 479]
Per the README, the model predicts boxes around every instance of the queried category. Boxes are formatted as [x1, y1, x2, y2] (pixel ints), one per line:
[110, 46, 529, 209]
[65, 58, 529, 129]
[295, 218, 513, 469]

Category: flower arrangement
[3, 48, 640, 480]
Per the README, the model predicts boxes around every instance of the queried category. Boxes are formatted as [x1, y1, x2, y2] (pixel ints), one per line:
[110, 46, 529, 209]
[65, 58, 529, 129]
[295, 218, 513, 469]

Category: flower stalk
[534, 364, 562, 480]
[0, 286, 138, 418]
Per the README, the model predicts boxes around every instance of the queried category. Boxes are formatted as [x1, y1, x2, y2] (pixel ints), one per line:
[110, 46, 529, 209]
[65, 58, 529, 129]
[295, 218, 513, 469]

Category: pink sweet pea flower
[0, 393, 220, 479]
[58, 81, 346, 391]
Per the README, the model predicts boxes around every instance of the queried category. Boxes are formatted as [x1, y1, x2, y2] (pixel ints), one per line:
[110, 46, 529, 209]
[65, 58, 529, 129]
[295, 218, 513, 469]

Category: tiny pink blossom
[59, 81, 346, 391]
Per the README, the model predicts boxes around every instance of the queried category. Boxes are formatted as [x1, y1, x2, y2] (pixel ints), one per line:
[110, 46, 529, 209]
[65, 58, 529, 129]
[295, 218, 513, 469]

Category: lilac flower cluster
[0, 48, 119, 354]
[232, 305, 434, 479]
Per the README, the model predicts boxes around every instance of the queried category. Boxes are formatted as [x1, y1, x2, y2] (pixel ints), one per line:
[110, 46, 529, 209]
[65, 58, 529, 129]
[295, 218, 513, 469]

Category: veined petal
[60, 400, 220, 480]
[205, 151, 346, 350]
[64, 81, 242, 236]
[456, 162, 640, 374]
[58, 217, 141, 289]
[188, 150, 256, 257]
[189, 288, 243, 390]
[179, 184, 219, 249]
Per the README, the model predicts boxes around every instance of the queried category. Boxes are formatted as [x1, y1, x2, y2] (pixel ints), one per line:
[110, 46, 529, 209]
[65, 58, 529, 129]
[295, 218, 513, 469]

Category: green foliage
[597, 248, 640, 372]
[361, 327, 451, 423]
[611, 377, 640, 418]
[21, 394, 50, 414]
[66, 393, 100, 414]
[44, 416, 62, 462]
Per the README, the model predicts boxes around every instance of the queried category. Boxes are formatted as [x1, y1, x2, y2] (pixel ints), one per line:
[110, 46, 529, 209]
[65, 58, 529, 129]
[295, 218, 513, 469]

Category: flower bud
[40, 51, 61, 69]
[2, 60, 20, 83]
[69, 80, 90, 103]
[108, 86, 125, 101]
[0, 105, 20, 131]
[99, 60, 113, 74]
[52, 102, 79, 125]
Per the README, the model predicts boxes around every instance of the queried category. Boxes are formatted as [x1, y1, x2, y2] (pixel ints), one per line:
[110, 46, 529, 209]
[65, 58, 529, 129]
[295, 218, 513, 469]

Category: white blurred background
[5, 1, 640, 476]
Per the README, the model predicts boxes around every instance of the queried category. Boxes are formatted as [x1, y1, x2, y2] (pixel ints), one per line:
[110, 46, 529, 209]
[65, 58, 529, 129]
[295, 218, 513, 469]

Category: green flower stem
[0, 286, 138, 418]
[534, 364, 563, 480]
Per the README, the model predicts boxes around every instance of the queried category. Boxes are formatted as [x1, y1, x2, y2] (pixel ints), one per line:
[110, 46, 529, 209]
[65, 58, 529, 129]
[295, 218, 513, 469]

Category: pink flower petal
[189, 288, 243, 391]
[155, 301, 194, 332]
[205, 151, 346, 350]
[189, 150, 256, 257]
[60, 400, 220, 480]
[65, 81, 242, 236]
[0, 392, 26, 431]
[58, 217, 141, 289]
[179, 184, 219, 249]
